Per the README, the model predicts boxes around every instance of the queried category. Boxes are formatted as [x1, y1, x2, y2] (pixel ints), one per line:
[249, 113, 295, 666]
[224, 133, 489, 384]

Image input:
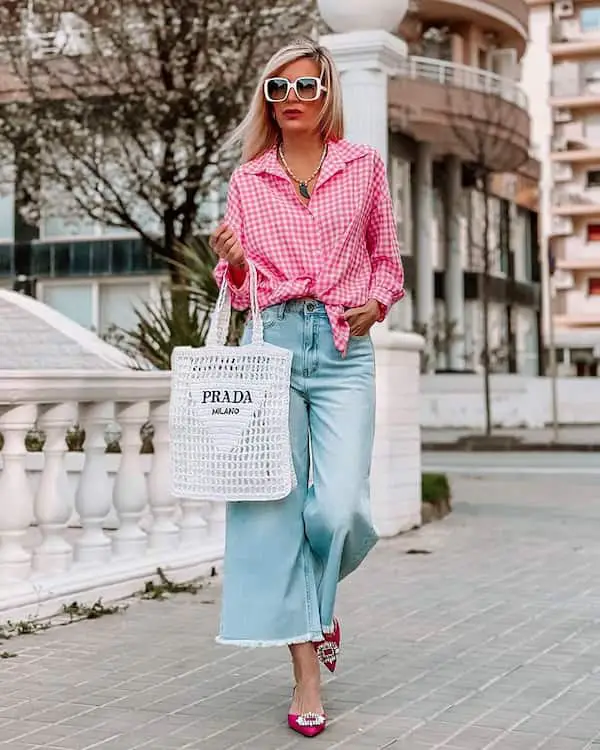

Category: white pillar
[147, 400, 179, 551]
[33, 402, 77, 573]
[414, 141, 434, 344]
[318, 0, 424, 536]
[444, 154, 466, 371]
[320, 29, 407, 165]
[0, 404, 37, 580]
[112, 401, 149, 558]
[74, 402, 114, 564]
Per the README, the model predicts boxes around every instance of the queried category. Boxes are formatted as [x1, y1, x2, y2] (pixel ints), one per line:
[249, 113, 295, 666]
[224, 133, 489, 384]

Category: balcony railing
[0, 372, 225, 619]
[400, 56, 528, 110]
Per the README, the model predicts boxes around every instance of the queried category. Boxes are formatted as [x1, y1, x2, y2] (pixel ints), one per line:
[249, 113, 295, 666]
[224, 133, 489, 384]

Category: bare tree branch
[0, 0, 317, 274]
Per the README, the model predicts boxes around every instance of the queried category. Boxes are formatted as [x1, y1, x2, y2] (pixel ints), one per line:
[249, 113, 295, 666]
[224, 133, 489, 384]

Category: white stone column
[444, 154, 466, 371]
[320, 29, 407, 164]
[0, 404, 37, 580]
[112, 401, 149, 558]
[33, 402, 77, 573]
[147, 400, 179, 551]
[74, 402, 114, 564]
[318, 0, 424, 536]
[414, 140, 435, 354]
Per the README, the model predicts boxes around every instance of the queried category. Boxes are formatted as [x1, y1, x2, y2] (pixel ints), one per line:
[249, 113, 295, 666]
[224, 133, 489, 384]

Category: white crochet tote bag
[169, 262, 296, 502]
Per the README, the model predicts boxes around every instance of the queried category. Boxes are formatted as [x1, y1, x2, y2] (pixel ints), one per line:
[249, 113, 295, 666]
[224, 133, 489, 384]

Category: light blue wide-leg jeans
[217, 300, 378, 647]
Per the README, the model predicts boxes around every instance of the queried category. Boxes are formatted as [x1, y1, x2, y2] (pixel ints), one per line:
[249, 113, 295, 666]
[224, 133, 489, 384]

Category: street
[1, 464, 600, 749]
[423, 451, 600, 476]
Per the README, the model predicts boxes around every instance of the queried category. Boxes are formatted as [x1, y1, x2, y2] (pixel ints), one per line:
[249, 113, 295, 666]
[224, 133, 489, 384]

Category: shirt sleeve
[366, 150, 405, 321]
[213, 169, 251, 311]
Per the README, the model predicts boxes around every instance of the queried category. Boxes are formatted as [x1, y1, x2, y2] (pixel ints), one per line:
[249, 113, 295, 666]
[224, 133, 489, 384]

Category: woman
[211, 38, 404, 738]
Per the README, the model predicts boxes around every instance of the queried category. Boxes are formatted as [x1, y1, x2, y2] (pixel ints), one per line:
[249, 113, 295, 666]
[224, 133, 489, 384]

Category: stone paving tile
[2, 473, 600, 749]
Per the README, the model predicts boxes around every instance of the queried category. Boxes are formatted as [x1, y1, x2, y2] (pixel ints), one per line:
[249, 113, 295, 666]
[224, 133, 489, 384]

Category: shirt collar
[242, 138, 371, 184]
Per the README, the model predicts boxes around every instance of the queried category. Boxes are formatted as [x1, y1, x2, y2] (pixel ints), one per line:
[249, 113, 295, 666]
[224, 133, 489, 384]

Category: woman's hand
[210, 223, 245, 267]
[343, 300, 380, 336]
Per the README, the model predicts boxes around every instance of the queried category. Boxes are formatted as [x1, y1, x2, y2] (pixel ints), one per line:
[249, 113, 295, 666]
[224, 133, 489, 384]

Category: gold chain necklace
[278, 143, 328, 200]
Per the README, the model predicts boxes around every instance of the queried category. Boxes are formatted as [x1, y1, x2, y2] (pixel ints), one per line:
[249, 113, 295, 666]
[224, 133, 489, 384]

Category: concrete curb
[422, 441, 600, 452]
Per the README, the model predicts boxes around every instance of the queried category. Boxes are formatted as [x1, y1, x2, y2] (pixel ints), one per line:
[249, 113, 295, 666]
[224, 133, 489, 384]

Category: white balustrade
[75, 401, 115, 564]
[0, 404, 38, 581]
[33, 402, 77, 573]
[0, 371, 225, 620]
[112, 401, 149, 558]
[147, 401, 179, 551]
[179, 499, 210, 547]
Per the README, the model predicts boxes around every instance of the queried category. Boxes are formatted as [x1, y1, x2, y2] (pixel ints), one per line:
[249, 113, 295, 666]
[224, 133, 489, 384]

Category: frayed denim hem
[215, 631, 324, 648]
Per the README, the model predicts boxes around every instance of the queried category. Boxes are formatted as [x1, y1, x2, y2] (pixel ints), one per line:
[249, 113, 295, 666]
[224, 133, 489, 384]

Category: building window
[588, 277, 600, 295]
[587, 223, 600, 241]
[581, 7, 600, 32]
[41, 283, 94, 329]
[587, 170, 600, 188]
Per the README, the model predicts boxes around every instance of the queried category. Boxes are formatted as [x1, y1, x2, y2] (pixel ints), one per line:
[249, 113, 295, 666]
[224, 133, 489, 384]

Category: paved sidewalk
[2, 472, 600, 749]
[422, 426, 600, 451]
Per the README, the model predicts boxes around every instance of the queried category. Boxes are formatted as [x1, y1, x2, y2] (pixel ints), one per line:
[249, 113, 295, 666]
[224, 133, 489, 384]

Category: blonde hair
[229, 39, 344, 163]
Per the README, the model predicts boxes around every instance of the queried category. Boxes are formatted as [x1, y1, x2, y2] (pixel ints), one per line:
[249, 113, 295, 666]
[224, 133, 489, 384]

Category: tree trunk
[481, 176, 492, 437]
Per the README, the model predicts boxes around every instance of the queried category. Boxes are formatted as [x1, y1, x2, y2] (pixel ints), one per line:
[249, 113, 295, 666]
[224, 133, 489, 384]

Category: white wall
[421, 374, 600, 428]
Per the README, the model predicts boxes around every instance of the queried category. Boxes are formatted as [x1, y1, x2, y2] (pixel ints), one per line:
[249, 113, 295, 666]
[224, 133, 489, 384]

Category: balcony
[553, 187, 600, 217]
[415, 0, 528, 57]
[389, 57, 531, 172]
[554, 312, 600, 327]
[554, 236, 600, 270]
[550, 118, 600, 163]
[550, 64, 600, 108]
[551, 18, 600, 59]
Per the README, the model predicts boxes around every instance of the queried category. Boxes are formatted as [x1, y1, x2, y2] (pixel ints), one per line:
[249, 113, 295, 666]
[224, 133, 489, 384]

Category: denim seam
[300, 527, 317, 637]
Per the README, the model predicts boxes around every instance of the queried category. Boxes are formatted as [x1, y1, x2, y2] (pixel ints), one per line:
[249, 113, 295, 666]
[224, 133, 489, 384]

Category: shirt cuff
[226, 264, 250, 307]
[370, 291, 393, 321]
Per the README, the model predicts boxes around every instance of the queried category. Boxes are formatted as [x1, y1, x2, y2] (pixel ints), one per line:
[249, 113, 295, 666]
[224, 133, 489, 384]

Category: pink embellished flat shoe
[314, 617, 341, 673]
[288, 711, 327, 737]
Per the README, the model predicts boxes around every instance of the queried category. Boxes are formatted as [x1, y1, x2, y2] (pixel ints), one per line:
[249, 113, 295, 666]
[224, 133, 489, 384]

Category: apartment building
[0, 2, 541, 374]
[386, 0, 541, 373]
[525, 0, 600, 375]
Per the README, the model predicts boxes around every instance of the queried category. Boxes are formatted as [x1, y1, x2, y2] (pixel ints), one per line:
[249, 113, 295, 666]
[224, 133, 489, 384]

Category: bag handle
[206, 261, 263, 347]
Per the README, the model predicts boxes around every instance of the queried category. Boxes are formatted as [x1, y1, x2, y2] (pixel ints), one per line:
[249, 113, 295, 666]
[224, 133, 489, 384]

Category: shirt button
[306, 302, 315, 312]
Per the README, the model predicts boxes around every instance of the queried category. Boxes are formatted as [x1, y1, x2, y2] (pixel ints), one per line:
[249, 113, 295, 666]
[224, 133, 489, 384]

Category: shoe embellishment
[296, 713, 326, 727]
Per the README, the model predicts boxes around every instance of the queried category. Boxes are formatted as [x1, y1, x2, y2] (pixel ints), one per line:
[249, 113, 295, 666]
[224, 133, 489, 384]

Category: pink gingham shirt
[214, 138, 405, 354]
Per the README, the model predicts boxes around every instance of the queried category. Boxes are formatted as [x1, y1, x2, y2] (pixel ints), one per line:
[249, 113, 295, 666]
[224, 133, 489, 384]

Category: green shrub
[421, 473, 451, 505]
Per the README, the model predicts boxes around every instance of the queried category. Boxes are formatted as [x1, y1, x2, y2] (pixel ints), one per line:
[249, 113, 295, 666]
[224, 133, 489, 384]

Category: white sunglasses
[263, 76, 327, 103]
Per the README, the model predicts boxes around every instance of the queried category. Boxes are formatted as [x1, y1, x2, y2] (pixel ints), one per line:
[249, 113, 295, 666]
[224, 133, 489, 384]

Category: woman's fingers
[210, 223, 245, 266]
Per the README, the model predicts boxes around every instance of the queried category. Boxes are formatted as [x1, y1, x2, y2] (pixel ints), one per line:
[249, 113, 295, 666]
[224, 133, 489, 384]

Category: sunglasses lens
[266, 78, 289, 101]
[296, 77, 319, 100]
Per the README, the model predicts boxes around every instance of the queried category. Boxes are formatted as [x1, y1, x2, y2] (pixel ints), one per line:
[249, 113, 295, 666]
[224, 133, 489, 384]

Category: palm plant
[106, 237, 246, 370]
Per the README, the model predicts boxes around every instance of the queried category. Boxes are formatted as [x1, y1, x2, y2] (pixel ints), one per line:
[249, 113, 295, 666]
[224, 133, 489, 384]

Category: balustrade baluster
[0, 404, 37, 580]
[147, 400, 179, 550]
[33, 402, 77, 573]
[112, 401, 149, 557]
[179, 499, 209, 547]
[74, 402, 114, 564]
[203, 501, 226, 553]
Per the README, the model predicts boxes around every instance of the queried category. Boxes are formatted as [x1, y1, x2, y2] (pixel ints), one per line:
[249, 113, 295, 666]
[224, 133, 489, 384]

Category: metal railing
[400, 56, 528, 110]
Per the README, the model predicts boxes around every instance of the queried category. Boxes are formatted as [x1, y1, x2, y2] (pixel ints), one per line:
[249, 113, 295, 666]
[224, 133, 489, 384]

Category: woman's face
[268, 57, 324, 139]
